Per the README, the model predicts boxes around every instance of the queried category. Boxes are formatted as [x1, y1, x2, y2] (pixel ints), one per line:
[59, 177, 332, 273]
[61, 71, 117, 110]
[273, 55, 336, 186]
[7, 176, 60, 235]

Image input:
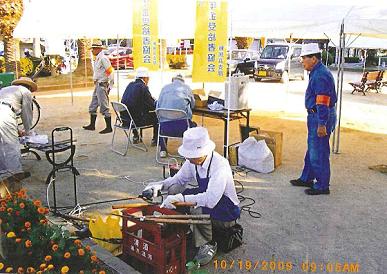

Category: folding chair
[111, 101, 153, 155]
[155, 108, 191, 164]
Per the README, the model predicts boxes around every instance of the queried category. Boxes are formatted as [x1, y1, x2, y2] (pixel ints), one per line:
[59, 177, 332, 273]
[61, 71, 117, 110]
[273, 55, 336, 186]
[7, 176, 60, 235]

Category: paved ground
[19, 70, 387, 274]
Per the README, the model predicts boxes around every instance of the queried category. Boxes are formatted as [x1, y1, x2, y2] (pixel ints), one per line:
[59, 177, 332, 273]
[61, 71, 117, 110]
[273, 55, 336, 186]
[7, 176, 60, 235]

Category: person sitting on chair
[156, 73, 196, 158]
[143, 127, 241, 265]
[121, 67, 158, 145]
[0, 77, 37, 183]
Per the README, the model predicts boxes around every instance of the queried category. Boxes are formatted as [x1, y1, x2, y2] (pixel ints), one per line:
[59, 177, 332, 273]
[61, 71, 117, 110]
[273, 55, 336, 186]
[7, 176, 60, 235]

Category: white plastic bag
[238, 137, 274, 173]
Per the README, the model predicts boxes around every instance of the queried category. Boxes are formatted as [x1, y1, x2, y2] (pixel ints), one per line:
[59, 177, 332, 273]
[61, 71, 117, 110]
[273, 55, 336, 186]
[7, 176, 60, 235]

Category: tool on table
[111, 213, 210, 225]
[112, 201, 196, 209]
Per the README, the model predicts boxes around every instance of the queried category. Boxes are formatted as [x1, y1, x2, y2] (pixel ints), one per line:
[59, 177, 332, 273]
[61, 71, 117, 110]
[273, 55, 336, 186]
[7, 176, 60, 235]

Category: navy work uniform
[300, 61, 337, 191]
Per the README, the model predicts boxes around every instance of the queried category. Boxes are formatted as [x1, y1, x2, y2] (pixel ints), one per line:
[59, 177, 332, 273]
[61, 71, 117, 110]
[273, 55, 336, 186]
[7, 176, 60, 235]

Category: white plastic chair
[111, 101, 153, 155]
[155, 108, 190, 164]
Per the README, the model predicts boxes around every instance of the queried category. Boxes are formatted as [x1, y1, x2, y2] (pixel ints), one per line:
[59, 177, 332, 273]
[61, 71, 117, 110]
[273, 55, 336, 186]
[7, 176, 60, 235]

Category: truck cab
[254, 43, 304, 83]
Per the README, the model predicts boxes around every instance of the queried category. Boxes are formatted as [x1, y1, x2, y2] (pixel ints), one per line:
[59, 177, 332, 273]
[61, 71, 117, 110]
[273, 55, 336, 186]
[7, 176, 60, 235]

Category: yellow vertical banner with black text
[192, 0, 228, 82]
[132, 0, 159, 70]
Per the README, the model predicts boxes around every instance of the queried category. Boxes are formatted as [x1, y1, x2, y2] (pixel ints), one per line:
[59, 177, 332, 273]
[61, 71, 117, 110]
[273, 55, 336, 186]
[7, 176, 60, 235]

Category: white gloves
[160, 193, 184, 209]
[143, 181, 164, 198]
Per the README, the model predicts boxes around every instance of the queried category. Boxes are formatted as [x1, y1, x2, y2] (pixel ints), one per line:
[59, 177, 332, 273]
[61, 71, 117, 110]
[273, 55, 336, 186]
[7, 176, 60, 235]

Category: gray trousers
[88, 84, 110, 117]
[0, 105, 22, 175]
[167, 184, 236, 247]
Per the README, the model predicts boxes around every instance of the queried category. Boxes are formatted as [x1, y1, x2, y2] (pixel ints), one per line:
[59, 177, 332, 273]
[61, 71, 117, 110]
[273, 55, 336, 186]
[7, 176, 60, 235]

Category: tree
[73, 39, 93, 77]
[0, 0, 24, 74]
[235, 37, 254, 49]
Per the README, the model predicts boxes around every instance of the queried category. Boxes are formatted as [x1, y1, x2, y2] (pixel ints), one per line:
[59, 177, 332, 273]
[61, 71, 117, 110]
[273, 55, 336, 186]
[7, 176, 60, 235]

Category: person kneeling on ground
[143, 127, 240, 265]
[156, 73, 196, 158]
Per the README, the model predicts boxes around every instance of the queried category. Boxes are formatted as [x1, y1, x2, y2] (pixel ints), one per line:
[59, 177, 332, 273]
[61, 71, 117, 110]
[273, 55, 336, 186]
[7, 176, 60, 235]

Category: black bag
[212, 223, 243, 253]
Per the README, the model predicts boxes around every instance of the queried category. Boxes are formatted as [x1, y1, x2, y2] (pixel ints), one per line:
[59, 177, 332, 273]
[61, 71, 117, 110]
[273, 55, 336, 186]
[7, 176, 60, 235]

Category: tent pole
[333, 21, 345, 154]
[116, 35, 120, 101]
[225, 2, 232, 159]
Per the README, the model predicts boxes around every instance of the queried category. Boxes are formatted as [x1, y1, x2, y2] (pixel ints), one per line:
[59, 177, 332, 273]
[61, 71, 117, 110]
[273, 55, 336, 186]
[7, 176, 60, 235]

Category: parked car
[105, 47, 133, 69]
[254, 43, 304, 83]
[228, 49, 259, 77]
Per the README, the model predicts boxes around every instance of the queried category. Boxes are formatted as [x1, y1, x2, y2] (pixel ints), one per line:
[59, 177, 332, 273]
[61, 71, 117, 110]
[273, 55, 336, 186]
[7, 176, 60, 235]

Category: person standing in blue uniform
[290, 43, 337, 195]
[143, 127, 240, 265]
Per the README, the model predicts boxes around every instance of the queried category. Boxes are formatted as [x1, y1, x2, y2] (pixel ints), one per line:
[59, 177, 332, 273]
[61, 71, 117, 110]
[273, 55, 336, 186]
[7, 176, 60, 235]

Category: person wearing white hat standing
[83, 40, 114, 134]
[156, 73, 196, 158]
[290, 43, 337, 195]
[121, 67, 158, 145]
[143, 127, 240, 265]
[0, 77, 37, 177]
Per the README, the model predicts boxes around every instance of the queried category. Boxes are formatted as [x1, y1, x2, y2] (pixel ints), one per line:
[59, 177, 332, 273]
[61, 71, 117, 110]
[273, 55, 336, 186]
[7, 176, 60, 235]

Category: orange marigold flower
[74, 239, 81, 245]
[0, 206, 5, 212]
[99, 271, 106, 274]
[19, 203, 25, 209]
[17, 267, 24, 273]
[24, 222, 31, 228]
[91, 269, 97, 273]
[52, 244, 59, 251]
[47, 264, 54, 270]
[61, 266, 69, 274]
[7, 208, 12, 213]
[44, 255, 52, 262]
[15, 238, 22, 243]
[1, 201, 6, 206]
[5, 267, 13, 273]
[39, 263, 46, 270]
[90, 255, 97, 262]
[33, 200, 41, 207]
[79, 271, 84, 274]
[78, 248, 85, 256]
[5, 194, 12, 200]
[25, 240, 32, 248]
[40, 219, 47, 224]
[19, 188, 27, 195]
[7, 232, 16, 238]
[86, 245, 91, 251]
[27, 267, 35, 273]
[64, 252, 71, 259]
[45, 208, 49, 214]
[37, 207, 45, 214]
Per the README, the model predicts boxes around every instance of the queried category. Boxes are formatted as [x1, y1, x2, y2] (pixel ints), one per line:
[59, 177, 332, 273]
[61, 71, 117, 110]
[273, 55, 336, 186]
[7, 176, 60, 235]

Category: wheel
[280, 71, 289, 83]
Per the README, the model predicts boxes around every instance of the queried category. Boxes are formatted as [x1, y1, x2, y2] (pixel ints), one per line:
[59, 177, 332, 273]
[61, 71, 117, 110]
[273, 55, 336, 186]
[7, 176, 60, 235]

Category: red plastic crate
[122, 205, 187, 274]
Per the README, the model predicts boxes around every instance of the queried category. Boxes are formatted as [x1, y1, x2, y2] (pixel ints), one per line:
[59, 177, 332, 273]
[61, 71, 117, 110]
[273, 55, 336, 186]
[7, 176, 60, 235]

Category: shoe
[99, 117, 112, 134]
[193, 242, 217, 266]
[151, 138, 157, 147]
[304, 188, 330, 195]
[83, 114, 97, 130]
[289, 178, 314, 187]
[160, 151, 167, 158]
[132, 136, 140, 144]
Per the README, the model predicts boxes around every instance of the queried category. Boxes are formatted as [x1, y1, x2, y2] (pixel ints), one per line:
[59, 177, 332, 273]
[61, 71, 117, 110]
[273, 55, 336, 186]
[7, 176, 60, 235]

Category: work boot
[99, 116, 112, 134]
[83, 114, 97, 130]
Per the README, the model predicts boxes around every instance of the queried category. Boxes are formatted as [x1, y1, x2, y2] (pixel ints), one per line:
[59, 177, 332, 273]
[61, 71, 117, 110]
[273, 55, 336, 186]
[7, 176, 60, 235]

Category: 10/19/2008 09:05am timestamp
[213, 259, 360, 272]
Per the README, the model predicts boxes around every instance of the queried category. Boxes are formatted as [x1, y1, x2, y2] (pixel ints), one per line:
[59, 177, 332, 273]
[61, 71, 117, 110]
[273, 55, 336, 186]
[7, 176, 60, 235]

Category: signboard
[192, 0, 228, 82]
[133, 0, 159, 70]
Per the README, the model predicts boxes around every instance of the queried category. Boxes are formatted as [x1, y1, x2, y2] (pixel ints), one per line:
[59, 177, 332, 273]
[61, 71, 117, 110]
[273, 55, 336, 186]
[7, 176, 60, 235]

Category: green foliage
[322, 50, 334, 65]
[0, 190, 109, 274]
[344, 57, 360, 63]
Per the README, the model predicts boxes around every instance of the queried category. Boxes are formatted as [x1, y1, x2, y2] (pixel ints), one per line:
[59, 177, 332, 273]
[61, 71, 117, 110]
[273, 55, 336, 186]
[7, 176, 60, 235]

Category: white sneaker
[194, 242, 217, 266]
[160, 151, 167, 158]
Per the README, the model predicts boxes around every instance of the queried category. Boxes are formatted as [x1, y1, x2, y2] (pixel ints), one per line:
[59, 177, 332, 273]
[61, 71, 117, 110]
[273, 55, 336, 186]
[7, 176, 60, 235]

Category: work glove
[160, 193, 184, 209]
[143, 181, 164, 198]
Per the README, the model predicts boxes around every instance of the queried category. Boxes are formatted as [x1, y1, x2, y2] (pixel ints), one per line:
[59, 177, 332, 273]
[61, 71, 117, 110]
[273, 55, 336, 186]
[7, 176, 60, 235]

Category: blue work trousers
[300, 110, 337, 190]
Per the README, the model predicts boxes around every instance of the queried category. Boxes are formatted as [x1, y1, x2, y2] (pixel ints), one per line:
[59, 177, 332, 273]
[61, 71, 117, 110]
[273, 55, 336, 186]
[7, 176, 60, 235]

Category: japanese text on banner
[133, 0, 159, 70]
[192, 0, 228, 82]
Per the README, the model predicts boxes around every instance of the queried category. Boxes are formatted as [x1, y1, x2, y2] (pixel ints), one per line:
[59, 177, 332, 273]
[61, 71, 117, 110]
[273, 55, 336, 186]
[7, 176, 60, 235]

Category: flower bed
[0, 189, 109, 274]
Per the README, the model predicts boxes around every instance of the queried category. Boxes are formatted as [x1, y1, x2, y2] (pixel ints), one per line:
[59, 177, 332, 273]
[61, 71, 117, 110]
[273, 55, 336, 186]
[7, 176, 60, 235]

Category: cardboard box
[228, 143, 241, 166]
[251, 130, 283, 168]
[193, 89, 208, 108]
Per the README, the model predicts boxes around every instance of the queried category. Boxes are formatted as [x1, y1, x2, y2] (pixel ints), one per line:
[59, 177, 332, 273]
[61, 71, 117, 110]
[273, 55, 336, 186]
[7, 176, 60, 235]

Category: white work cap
[172, 73, 184, 82]
[178, 127, 216, 158]
[136, 67, 149, 78]
[300, 43, 321, 57]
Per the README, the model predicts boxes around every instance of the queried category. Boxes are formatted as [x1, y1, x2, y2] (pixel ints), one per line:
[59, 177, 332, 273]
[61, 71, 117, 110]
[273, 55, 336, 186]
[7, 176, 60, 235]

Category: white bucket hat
[178, 127, 216, 158]
[300, 43, 321, 57]
[90, 40, 106, 49]
[136, 67, 149, 78]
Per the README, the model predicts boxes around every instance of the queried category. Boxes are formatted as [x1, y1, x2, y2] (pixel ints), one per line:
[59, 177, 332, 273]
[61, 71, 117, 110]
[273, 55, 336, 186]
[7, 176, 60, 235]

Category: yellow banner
[192, 0, 228, 82]
[132, 0, 159, 70]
